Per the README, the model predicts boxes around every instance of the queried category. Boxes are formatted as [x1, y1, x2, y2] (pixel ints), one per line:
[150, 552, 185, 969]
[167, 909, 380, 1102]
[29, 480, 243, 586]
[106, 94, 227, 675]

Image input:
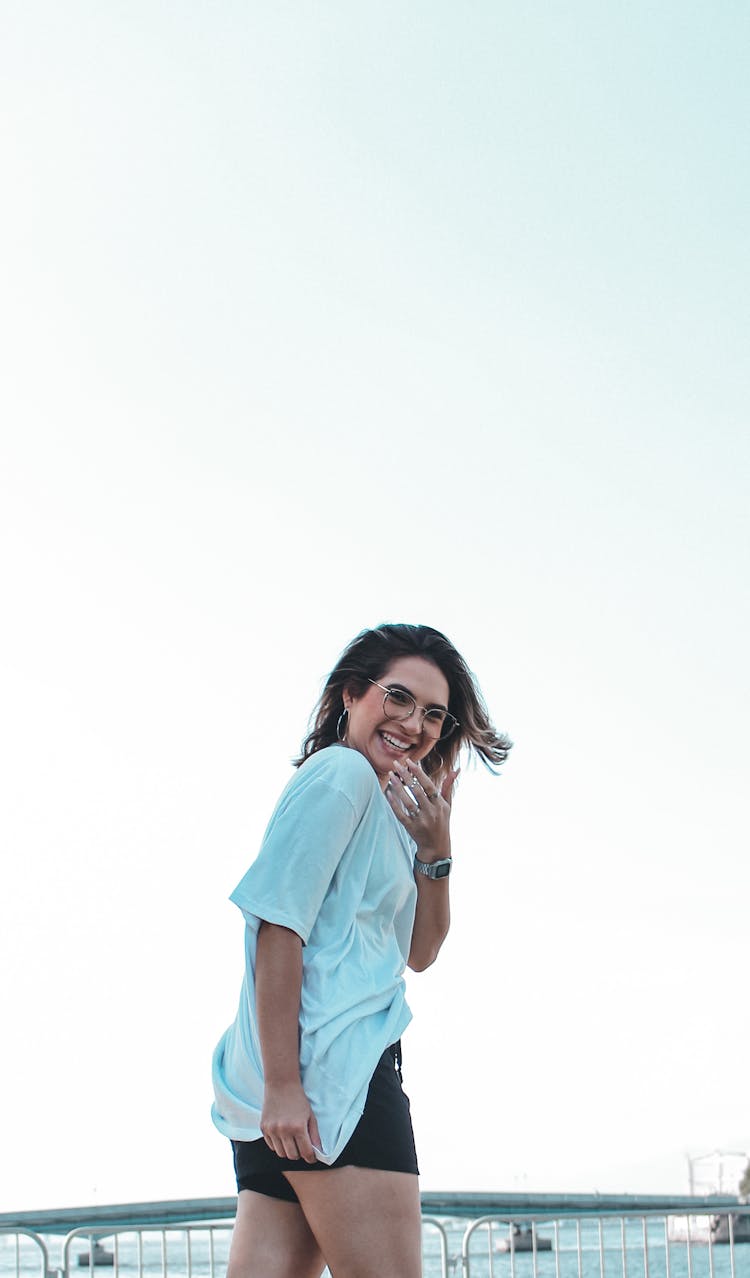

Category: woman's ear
[342, 688, 353, 711]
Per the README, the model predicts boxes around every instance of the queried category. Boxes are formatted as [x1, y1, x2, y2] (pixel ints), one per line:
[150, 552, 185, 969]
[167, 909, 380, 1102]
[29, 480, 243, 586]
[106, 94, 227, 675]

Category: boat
[710, 1214, 750, 1244]
[495, 1225, 553, 1253]
[76, 1243, 114, 1267]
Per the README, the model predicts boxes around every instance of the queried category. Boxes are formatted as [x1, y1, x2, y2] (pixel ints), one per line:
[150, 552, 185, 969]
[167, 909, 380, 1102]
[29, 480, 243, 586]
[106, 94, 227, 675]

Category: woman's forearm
[386, 757, 456, 972]
[256, 921, 304, 1084]
[408, 876, 450, 971]
[255, 921, 321, 1161]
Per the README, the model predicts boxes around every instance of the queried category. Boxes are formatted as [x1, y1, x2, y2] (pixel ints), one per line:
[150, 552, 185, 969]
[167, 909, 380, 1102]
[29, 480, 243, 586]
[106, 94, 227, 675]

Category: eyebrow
[385, 682, 449, 713]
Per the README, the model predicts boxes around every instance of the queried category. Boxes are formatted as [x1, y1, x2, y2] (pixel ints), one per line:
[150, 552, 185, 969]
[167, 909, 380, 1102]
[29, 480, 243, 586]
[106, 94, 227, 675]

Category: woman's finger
[407, 759, 448, 803]
[290, 1120, 317, 1163]
[309, 1112, 322, 1154]
[390, 760, 433, 803]
[385, 766, 419, 813]
[441, 768, 460, 804]
[263, 1121, 314, 1162]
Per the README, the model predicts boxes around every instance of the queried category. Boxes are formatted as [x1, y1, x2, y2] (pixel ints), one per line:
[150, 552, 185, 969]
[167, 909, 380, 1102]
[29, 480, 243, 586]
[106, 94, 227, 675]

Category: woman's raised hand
[385, 757, 459, 859]
[260, 1081, 322, 1163]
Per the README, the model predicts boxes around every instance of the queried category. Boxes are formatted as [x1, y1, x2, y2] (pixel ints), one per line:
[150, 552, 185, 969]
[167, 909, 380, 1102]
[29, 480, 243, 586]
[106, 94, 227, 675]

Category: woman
[212, 623, 510, 1278]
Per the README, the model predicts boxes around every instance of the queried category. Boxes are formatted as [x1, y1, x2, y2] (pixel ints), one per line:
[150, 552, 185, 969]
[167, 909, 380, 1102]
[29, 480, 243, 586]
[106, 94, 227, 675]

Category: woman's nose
[399, 705, 425, 732]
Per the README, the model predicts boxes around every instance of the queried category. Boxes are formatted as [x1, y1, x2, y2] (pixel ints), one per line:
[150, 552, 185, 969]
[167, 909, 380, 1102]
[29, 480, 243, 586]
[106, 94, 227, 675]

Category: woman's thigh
[284, 1166, 422, 1278]
[226, 1188, 326, 1278]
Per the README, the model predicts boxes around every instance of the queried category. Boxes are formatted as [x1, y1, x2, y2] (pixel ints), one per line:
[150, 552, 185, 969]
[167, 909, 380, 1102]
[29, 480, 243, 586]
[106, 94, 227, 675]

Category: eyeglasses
[368, 680, 459, 740]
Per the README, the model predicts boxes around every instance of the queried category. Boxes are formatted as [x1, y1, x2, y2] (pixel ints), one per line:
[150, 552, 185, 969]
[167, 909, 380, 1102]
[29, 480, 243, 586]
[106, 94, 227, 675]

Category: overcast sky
[1, 1, 748, 1211]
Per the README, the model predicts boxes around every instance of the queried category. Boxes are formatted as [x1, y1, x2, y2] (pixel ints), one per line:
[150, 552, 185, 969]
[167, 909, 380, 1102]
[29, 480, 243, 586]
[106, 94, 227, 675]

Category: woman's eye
[388, 690, 411, 707]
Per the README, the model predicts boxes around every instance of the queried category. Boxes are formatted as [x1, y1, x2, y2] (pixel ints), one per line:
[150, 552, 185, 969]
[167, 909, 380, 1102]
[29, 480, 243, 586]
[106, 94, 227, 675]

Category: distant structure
[687, 1150, 749, 1196]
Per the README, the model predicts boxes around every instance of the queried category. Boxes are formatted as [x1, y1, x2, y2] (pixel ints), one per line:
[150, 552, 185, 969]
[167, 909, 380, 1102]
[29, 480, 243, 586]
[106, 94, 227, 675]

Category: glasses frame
[367, 680, 459, 740]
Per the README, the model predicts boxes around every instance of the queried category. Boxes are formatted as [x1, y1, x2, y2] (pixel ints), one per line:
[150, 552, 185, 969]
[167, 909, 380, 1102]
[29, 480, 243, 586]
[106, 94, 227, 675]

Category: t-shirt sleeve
[229, 767, 363, 944]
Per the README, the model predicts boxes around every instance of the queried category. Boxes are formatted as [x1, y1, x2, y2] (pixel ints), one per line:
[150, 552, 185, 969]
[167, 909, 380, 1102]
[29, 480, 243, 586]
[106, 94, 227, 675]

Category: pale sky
[1, 1, 748, 1211]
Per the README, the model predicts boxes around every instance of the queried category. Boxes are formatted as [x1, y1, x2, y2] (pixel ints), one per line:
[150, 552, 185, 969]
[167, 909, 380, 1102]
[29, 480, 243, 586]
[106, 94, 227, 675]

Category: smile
[380, 731, 412, 752]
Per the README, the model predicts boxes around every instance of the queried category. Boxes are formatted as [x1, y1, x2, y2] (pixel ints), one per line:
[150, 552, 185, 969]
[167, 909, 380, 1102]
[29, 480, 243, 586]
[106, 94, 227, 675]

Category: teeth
[382, 732, 410, 751]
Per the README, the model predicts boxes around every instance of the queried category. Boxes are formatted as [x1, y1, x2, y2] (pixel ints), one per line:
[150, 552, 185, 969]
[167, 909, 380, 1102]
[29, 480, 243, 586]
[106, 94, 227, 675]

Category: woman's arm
[408, 871, 451, 971]
[386, 758, 459, 972]
[256, 921, 321, 1161]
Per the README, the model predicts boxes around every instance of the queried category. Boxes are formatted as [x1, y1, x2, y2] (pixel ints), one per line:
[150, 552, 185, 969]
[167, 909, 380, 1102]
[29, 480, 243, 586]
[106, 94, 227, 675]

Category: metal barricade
[61, 1225, 233, 1278]
[459, 1208, 750, 1278]
[3, 1197, 747, 1278]
[0, 1230, 51, 1278]
[422, 1217, 451, 1278]
[59, 1218, 451, 1278]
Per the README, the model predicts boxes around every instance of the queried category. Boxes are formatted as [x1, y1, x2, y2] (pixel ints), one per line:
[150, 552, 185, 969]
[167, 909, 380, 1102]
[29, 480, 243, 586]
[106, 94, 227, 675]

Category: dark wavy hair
[294, 623, 511, 782]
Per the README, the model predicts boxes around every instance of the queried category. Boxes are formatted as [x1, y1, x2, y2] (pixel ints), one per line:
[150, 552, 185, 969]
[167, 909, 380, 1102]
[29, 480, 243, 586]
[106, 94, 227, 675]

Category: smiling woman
[211, 623, 510, 1278]
[342, 656, 451, 784]
[297, 622, 511, 782]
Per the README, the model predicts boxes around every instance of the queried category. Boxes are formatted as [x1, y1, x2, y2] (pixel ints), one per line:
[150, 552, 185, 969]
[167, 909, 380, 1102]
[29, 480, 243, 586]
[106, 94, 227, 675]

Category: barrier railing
[0, 1229, 50, 1278]
[458, 1207, 750, 1278]
[61, 1225, 231, 1278]
[2, 1197, 747, 1278]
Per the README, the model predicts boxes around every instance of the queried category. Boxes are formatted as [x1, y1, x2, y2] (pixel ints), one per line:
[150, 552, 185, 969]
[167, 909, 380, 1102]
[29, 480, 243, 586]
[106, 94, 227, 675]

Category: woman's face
[342, 655, 450, 789]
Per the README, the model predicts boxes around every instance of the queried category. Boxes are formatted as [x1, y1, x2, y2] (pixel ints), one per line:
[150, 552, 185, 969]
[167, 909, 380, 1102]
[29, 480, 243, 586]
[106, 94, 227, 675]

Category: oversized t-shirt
[211, 744, 418, 1164]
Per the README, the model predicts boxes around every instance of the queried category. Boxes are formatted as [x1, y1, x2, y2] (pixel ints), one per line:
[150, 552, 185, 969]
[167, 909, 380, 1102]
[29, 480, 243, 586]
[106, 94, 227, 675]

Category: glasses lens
[438, 713, 458, 740]
[380, 685, 458, 739]
[422, 709, 447, 739]
[384, 688, 416, 719]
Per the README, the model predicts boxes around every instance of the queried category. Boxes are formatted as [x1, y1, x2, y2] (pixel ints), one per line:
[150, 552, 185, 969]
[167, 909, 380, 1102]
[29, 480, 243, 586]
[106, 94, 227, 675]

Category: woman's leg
[226, 1188, 326, 1278]
[284, 1167, 422, 1278]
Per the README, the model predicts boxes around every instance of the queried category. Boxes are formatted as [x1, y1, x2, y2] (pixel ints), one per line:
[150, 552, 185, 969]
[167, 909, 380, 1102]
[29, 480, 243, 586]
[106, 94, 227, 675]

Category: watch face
[435, 861, 451, 878]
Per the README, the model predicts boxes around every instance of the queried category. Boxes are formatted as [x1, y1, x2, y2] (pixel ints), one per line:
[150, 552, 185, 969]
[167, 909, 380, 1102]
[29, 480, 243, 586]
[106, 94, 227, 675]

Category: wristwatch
[413, 854, 452, 880]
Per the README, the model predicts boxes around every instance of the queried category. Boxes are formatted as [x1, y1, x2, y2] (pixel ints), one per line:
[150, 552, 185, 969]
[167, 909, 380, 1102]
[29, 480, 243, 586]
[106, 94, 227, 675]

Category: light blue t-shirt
[211, 745, 418, 1164]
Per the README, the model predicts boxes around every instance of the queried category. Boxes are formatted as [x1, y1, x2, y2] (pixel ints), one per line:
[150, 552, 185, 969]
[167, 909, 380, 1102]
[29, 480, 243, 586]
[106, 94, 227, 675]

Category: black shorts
[232, 1042, 419, 1203]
